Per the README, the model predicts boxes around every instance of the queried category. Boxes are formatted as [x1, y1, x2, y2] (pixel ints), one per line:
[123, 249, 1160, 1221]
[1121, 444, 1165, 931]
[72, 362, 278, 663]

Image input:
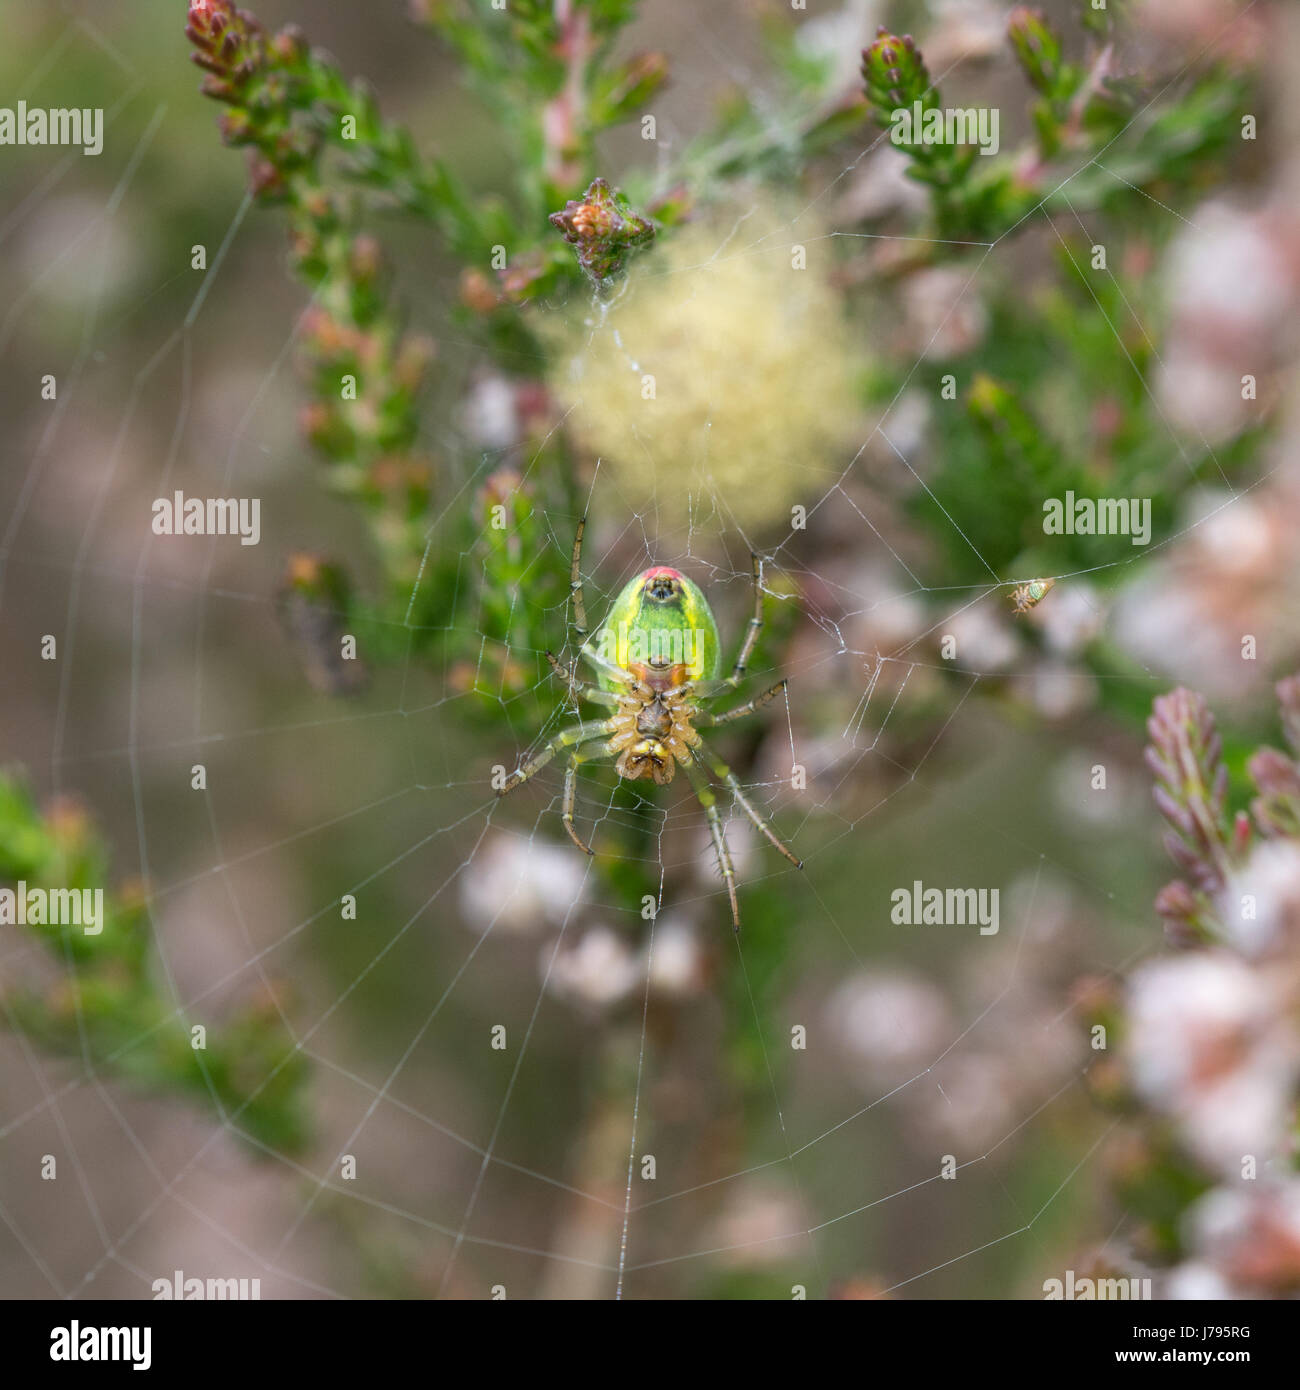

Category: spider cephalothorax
[496, 521, 802, 930]
[608, 677, 702, 785]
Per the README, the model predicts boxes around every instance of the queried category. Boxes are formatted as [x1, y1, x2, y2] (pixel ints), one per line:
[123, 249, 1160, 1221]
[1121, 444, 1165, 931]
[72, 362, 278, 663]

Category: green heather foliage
[180, 0, 1259, 727]
[0, 770, 309, 1154]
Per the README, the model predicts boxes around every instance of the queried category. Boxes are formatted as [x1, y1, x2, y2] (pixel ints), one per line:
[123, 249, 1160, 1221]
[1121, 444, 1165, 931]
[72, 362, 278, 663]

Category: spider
[1009, 577, 1055, 615]
[496, 519, 802, 931]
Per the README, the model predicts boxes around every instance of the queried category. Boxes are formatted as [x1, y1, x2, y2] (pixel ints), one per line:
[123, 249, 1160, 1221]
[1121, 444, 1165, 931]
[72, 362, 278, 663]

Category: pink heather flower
[1187, 1181, 1300, 1292]
[1125, 952, 1300, 1175]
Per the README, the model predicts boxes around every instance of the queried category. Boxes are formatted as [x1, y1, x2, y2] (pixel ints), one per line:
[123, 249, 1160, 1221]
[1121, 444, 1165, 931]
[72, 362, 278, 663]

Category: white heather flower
[1135, 0, 1267, 61]
[794, 0, 884, 96]
[826, 970, 953, 1086]
[900, 266, 988, 359]
[835, 145, 928, 223]
[1163, 202, 1293, 342]
[1109, 490, 1286, 699]
[1111, 573, 1221, 690]
[926, 0, 1012, 63]
[1029, 659, 1097, 721]
[1162, 1261, 1236, 1300]
[923, 1052, 1018, 1147]
[1218, 839, 1300, 959]
[1186, 1181, 1300, 1292]
[1126, 953, 1299, 1175]
[837, 562, 930, 653]
[646, 914, 706, 999]
[1154, 351, 1249, 443]
[546, 925, 640, 1010]
[459, 370, 520, 451]
[1004, 872, 1078, 953]
[1051, 751, 1138, 827]
[711, 1183, 807, 1267]
[1155, 204, 1296, 442]
[1196, 493, 1278, 577]
[947, 603, 1020, 673]
[1033, 580, 1104, 656]
[460, 832, 588, 934]
[881, 389, 932, 461]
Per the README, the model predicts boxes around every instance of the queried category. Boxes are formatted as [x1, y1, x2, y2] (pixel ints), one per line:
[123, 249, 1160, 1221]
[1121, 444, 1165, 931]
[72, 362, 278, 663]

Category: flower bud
[861, 28, 932, 126]
[1007, 7, 1063, 97]
[548, 178, 655, 283]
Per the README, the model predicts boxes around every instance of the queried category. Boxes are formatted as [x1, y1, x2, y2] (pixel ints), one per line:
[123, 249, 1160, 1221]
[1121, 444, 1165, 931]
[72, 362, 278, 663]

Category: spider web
[0, 0, 1275, 1302]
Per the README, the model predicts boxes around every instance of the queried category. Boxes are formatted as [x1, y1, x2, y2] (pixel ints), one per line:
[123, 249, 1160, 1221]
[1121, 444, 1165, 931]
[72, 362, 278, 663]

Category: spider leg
[498, 720, 613, 796]
[561, 745, 605, 856]
[679, 555, 770, 700]
[727, 552, 765, 688]
[685, 759, 742, 932]
[568, 515, 589, 648]
[695, 679, 787, 728]
[578, 640, 635, 688]
[545, 650, 621, 708]
[564, 517, 637, 689]
[694, 742, 802, 869]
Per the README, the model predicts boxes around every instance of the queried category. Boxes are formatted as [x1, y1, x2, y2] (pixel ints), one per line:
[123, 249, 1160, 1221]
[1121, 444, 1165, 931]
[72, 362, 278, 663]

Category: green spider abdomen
[593, 566, 721, 691]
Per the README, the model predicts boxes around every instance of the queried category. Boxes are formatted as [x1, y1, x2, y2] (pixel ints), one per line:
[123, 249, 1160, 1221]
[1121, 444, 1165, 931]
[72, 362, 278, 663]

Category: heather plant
[172, 0, 1278, 1292]
[0, 770, 309, 1154]
[181, 0, 1266, 729]
[1077, 677, 1300, 1295]
[0, 0, 1284, 1299]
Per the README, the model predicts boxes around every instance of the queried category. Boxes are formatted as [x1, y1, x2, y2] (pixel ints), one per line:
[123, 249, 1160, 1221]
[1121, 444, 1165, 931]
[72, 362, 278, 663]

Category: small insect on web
[496, 519, 803, 931]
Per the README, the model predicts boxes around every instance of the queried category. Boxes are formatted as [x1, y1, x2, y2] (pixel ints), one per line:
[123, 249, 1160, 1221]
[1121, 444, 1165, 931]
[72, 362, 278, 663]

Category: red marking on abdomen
[641, 565, 684, 582]
[628, 661, 689, 692]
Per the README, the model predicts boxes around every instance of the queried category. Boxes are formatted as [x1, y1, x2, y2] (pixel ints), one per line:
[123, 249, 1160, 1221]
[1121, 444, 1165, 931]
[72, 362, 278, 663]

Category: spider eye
[646, 577, 676, 601]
